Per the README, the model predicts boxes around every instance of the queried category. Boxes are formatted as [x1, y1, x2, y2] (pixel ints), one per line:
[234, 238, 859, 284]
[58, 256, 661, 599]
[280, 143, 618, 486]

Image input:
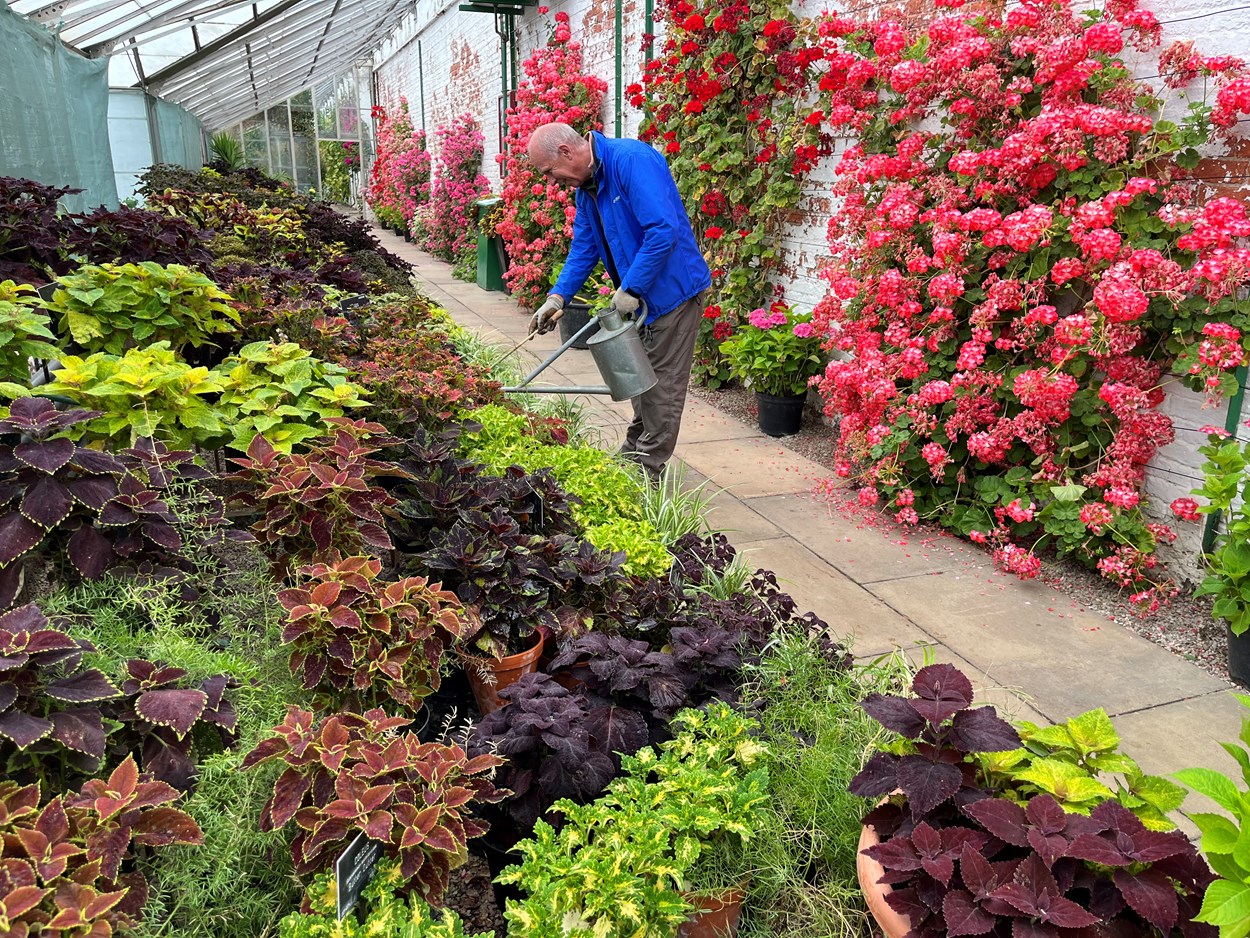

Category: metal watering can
[503, 302, 657, 402]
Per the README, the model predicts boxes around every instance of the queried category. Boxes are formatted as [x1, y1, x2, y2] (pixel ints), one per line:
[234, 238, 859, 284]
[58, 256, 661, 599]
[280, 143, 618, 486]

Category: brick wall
[372, 0, 1250, 579]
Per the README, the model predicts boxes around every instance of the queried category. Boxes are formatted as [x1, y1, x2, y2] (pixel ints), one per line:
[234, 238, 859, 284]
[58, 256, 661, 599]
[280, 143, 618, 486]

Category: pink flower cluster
[747, 306, 788, 328]
[365, 100, 431, 229]
[418, 114, 491, 260]
[810, 0, 1250, 599]
[496, 12, 607, 310]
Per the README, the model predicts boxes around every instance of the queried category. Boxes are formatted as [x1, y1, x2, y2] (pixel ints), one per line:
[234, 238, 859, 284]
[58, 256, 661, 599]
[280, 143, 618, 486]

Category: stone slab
[869, 574, 1232, 721]
[746, 492, 995, 583]
[698, 492, 785, 544]
[734, 536, 933, 655]
[675, 399, 761, 444]
[674, 439, 824, 498]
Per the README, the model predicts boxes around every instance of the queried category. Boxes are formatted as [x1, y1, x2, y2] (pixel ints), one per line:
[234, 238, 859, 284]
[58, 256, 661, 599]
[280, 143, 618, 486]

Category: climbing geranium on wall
[496, 11, 607, 310]
[366, 100, 431, 231]
[810, 0, 1250, 606]
[636, 0, 832, 386]
[418, 114, 491, 262]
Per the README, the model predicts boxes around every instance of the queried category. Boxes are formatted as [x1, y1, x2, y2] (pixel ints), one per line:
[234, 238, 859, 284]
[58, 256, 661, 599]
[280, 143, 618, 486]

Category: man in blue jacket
[527, 122, 711, 480]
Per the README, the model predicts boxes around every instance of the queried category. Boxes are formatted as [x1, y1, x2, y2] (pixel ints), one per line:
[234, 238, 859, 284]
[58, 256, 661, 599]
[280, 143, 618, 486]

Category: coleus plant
[65, 204, 215, 270]
[0, 398, 189, 608]
[0, 177, 82, 285]
[229, 417, 408, 572]
[0, 755, 204, 938]
[0, 281, 61, 387]
[850, 663, 1212, 937]
[278, 554, 466, 710]
[467, 672, 648, 829]
[242, 706, 507, 904]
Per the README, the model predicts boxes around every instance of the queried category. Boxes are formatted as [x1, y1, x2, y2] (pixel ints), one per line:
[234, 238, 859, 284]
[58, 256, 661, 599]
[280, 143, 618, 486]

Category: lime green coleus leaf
[1013, 758, 1113, 809]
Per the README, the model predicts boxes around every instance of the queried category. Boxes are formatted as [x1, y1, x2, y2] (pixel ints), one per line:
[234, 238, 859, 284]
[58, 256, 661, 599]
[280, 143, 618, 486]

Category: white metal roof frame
[5, 0, 409, 129]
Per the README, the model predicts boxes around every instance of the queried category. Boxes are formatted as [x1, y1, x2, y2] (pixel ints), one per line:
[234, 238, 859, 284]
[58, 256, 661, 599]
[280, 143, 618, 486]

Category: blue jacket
[551, 132, 711, 324]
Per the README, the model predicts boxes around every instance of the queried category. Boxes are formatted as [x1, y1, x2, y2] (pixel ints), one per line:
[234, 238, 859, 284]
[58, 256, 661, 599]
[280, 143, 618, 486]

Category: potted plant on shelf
[850, 663, 1213, 938]
[718, 303, 824, 437]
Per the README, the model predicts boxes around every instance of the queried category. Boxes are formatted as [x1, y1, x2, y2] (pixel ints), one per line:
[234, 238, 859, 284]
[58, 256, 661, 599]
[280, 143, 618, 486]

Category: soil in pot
[465, 631, 544, 714]
[678, 887, 745, 938]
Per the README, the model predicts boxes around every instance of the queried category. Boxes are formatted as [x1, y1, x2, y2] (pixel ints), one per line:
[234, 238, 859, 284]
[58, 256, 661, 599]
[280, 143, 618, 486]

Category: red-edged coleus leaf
[990, 853, 1100, 928]
[0, 710, 54, 747]
[44, 669, 122, 703]
[21, 476, 73, 530]
[909, 663, 974, 726]
[861, 692, 927, 738]
[49, 708, 107, 759]
[129, 806, 204, 847]
[0, 512, 44, 565]
[947, 706, 1020, 753]
[15, 437, 75, 475]
[135, 688, 208, 737]
[67, 526, 114, 579]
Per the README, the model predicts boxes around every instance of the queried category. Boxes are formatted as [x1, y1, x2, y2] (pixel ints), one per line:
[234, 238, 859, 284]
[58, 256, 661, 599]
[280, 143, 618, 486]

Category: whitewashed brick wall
[372, 0, 1250, 578]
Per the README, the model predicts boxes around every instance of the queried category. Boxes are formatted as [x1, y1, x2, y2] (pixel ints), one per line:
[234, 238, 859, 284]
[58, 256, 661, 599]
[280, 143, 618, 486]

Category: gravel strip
[688, 383, 1234, 687]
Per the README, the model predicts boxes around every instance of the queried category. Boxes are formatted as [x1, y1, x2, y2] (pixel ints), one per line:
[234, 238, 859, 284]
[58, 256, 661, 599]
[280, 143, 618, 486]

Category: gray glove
[529, 294, 565, 335]
[611, 287, 641, 316]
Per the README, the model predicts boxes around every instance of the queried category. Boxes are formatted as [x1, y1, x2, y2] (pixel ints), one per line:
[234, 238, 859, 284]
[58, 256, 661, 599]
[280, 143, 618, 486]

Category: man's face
[530, 143, 589, 187]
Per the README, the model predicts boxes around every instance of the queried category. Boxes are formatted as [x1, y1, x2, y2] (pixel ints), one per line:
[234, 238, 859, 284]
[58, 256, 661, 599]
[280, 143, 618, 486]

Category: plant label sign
[335, 831, 384, 920]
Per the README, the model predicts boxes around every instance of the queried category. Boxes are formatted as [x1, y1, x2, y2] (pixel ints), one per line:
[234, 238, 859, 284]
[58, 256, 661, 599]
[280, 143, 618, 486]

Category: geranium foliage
[636, 0, 832, 385]
[809, 0, 1250, 601]
[496, 11, 607, 311]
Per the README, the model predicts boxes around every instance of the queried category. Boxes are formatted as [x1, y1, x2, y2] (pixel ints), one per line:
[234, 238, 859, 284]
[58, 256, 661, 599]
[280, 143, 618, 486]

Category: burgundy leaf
[67, 476, 117, 510]
[1, 602, 48, 632]
[1115, 867, 1178, 933]
[897, 756, 962, 818]
[0, 681, 15, 710]
[15, 438, 74, 474]
[67, 525, 114, 578]
[944, 888, 997, 936]
[884, 886, 931, 925]
[49, 708, 107, 759]
[862, 692, 927, 737]
[0, 709, 54, 747]
[1066, 833, 1131, 867]
[45, 669, 122, 703]
[270, 768, 313, 829]
[0, 512, 44, 565]
[130, 806, 204, 846]
[960, 842, 1002, 900]
[135, 688, 208, 737]
[0, 563, 23, 610]
[948, 705, 1020, 753]
[866, 836, 924, 872]
[963, 797, 1030, 847]
[72, 448, 125, 475]
[142, 521, 181, 550]
[143, 734, 198, 789]
[849, 751, 900, 797]
[910, 663, 974, 725]
[21, 476, 73, 529]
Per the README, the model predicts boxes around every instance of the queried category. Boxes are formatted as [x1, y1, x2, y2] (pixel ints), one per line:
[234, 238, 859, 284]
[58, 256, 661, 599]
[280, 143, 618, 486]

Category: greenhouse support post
[1202, 363, 1249, 555]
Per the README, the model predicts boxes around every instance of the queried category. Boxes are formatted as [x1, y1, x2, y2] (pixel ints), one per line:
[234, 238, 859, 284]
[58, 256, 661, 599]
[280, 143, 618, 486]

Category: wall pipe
[1202, 363, 1249, 554]
[614, 0, 623, 136]
[417, 39, 426, 133]
[644, 0, 653, 65]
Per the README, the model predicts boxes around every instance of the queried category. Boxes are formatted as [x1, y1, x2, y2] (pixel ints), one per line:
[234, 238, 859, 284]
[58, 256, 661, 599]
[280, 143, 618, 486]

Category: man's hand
[611, 287, 641, 316]
[529, 294, 565, 335]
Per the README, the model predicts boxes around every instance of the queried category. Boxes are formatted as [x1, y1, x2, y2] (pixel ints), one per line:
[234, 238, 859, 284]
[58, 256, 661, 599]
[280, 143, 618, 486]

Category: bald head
[526, 123, 594, 187]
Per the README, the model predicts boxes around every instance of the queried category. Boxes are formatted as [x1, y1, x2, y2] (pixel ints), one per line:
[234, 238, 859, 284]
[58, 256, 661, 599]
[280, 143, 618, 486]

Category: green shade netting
[0, 3, 118, 211]
[153, 95, 205, 167]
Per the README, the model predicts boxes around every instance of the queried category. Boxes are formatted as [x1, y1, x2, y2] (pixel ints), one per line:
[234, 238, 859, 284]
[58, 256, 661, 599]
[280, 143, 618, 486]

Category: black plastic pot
[1229, 626, 1250, 687]
[558, 301, 600, 350]
[472, 813, 527, 913]
[755, 391, 806, 437]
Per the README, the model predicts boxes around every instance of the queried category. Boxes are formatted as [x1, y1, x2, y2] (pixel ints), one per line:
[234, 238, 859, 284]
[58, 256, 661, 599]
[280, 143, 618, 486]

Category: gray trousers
[619, 292, 705, 476]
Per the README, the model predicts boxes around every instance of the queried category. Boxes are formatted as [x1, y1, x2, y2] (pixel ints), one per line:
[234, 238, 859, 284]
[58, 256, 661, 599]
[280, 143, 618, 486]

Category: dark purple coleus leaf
[14, 437, 76, 475]
[1023, 796, 1070, 867]
[0, 709, 54, 747]
[21, 476, 73, 529]
[861, 692, 927, 738]
[947, 705, 1020, 753]
[866, 834, 924, 873]
[991, 854, 1100, 929]
[49, 707, 107, 759]
[583, 705, 648, 761]
[44, 669, 122, 703]
[1, 602, 48, 632]
[135, 688, 208, 737]
[963, 796, 1030, 847]
[0, 681, 15, 710]
[0, 563, 23, 611]
[849, 751, 901, 798]
[0, 512, 44, 565]
[943, 888, 997, 937]
[897, 755, 963, 818]
[884, 885, 931, 926]
[1115, 866, 1179, 933]
[67, 525, 114, 578]
[67, 476, 118, 511]
[909, 663, 974, 726]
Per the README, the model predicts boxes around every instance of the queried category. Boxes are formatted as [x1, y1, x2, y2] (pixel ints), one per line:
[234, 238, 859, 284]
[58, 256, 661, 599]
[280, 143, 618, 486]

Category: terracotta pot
[677, 887, 745, 938]
[857, 822, 912, 938]
[464, 632, 544, 714]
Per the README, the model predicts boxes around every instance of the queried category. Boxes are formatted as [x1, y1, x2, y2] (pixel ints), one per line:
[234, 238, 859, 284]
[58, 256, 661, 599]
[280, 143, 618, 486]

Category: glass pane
[242, 114, 267, 164]
[291, 88, 312, 109]
[338, 106, 359, 139]
[290, 108, 314, 137]
[314, 78, 336, 136]
[266, 105, 289, 133]
[272, 135, 293, 175]
[294, 135, 317, 192]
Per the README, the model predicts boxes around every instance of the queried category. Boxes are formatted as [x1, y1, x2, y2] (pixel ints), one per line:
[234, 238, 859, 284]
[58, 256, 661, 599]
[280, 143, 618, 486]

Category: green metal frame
[1202, 363, 1249, 554]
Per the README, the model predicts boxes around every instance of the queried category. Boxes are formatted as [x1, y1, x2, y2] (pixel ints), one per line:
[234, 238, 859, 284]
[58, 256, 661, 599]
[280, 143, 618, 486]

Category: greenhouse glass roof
[4, 0, 409, 129]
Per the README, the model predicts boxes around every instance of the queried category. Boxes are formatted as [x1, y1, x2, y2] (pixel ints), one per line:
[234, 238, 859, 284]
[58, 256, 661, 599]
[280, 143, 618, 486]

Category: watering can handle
[617, 299, 649, 331]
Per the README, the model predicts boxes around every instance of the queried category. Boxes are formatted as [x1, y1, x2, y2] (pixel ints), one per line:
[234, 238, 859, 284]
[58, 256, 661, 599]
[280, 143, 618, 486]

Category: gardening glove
[611, 287, 641, 318]
[529, 294, 565, 335]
